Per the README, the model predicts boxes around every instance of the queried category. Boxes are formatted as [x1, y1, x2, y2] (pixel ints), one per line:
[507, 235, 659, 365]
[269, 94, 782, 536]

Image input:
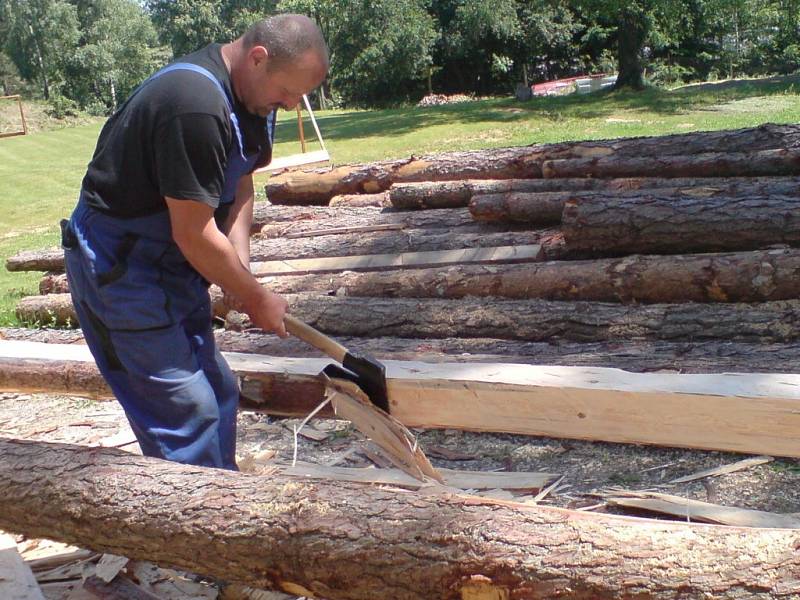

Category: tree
[1, 0, 80, 99]
[146, 0, 279, 57]
[278, 0, 438, 106]
[65, 0, 164, 113]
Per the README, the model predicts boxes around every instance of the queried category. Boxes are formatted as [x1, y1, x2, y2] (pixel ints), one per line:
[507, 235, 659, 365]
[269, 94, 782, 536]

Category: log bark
[19, 293, 800, 342]
[6, 248, 63, 273]
[259, 207, 515, 238]
[265, 124, 800, 204]
[13, 225, 548, 274]
[39, 272, 67, 294]
[3, 438, 800, 599]
[563, 194, 800, 254]
[253, 248, 800, 304]
[250, 228, 549, 261]
[391, 175, 800, 209]
[543, 148, 800, 179]
[469, 176, 800, 223]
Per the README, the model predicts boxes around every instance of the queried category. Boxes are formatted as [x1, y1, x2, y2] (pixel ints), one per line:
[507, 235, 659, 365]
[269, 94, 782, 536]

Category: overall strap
[148, 62, 247, 161]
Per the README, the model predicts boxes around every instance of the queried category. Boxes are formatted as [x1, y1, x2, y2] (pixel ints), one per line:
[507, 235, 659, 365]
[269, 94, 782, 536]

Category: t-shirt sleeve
[153, 112, 229, 208]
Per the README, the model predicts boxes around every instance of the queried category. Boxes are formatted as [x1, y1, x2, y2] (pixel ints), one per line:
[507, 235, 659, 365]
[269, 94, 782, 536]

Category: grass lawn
[1, 75, 799, 325]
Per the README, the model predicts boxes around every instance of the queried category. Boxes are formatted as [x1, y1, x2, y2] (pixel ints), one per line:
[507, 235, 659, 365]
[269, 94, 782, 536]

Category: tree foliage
[1, 0, 800, 109]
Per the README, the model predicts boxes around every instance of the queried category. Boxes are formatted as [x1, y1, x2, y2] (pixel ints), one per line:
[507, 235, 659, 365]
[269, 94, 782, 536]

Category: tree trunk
[469, 176, 800, 223]
[392, 175, 800, 210]
[19, 293, 800, 342]
[250, 228, 550, 262]
[265, 124, 800, 205]
[563, 194, 800, 254]
[615, 4, 650, 90]
[3, 439, 799, 599]
[253, 249, 800, 304]
[543, 148, 800, 179]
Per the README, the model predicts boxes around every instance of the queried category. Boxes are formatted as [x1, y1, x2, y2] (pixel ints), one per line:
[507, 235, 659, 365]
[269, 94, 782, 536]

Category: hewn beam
[3, 340, 800, 457]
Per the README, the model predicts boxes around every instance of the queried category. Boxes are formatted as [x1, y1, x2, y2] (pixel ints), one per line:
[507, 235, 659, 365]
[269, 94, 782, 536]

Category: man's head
[229, 14, 329, 117]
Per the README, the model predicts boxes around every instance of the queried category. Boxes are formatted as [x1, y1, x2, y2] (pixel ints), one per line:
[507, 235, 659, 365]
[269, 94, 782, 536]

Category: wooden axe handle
[284, 314, 348, 363]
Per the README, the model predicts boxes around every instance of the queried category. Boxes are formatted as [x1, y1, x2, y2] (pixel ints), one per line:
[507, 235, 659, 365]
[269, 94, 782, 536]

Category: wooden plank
[0, 533, 46, 600]
[282, 463, 557, 491]
[250, 244, 543, 276]
[4, 340, 800, 458]
[603, 491, 800, 528]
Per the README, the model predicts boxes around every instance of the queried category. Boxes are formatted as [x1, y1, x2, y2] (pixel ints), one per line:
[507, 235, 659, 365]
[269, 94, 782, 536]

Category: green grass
[2, 75, 800, 324]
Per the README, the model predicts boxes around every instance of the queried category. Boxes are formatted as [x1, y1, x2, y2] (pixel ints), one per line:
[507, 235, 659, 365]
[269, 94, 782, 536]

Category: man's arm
[165, 196, 287, 337]
[223, 174, 255, 270]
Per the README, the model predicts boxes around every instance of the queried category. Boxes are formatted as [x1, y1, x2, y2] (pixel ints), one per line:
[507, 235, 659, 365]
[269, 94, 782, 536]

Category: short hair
[242, 14, 329, 69]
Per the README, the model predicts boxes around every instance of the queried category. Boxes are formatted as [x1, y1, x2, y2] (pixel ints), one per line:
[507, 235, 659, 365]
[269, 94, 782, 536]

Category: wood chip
[0, 533, 45, 600]
[425, 445, 476, 461]
[669, 455, 774, 484]
[94, 553, 129, 583]
[603, 490, 800, 528]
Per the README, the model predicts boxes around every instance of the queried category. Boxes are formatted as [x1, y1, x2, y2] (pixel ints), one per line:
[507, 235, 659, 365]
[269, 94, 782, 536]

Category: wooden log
[265, 123, 800, 204]
[6, 248, 63, 273]
[13, 226, 548, 274]
[391, 174, 800, 209]
[543, 147, 800, 179]
[42, 240, 552, 298]
[250, 228, 547, 261]
[258, 207, 515, 238]
[469, 177, 800, 224]
[7, 326, 800, 374]
[39, 272, 67, 294]
[249, 244, 546, 277]
[562, 194, 800, 255]
[4, 438, 800, 599]
[253, 248, 800, 304]
[7, 340, 800, 458]
[328, 192, 389, 207]
[18, 293, 800, 342]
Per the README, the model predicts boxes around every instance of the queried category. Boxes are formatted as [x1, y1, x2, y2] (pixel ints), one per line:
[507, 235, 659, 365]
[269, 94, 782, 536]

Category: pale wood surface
[4, 340, 800, 457]
[0, 533, 45, 600]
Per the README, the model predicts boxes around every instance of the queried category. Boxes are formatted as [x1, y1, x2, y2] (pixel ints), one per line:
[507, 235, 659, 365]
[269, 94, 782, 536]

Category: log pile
[8, 122, 800, 402]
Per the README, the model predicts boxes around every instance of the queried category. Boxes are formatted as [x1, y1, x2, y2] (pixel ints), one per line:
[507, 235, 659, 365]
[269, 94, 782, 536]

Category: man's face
[239, 46, 327, 117]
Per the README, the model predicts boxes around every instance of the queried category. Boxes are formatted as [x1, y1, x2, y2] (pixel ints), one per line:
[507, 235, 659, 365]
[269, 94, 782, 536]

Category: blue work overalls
[63, 63, 274, 470]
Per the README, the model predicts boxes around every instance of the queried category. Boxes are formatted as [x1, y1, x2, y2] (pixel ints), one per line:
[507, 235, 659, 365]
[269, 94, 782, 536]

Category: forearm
[225, 175, 255, 269]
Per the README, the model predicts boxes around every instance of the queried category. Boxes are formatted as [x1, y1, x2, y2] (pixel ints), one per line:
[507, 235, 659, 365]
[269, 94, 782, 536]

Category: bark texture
[253, 249, 800, 304]
[19, 293, 800, 342]
[258, 207, 512, 238]
[2, 437, 800, 600]
[563, 194, 800, 255]
[266, 124, 800, 205]
[6, 248, 63, 272]
[469, 177, 800, 223]
[391, 175, 800, 210]
[543, 148, 800, 180]
[39, 272, 68, 294]
[250, 228, 549, 262]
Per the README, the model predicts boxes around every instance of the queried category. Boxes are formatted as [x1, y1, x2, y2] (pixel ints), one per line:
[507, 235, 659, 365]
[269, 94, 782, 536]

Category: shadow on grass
[297, 75, 800, 142]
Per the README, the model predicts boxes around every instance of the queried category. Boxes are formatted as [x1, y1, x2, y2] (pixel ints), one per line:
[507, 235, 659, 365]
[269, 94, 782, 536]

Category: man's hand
[239, 287, 289, 338]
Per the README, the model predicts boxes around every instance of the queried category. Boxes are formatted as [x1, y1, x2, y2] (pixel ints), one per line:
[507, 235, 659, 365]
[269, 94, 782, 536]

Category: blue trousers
[64, 201, 239, 469]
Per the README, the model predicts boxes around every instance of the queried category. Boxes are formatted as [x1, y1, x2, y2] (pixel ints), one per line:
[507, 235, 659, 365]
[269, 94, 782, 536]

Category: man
[62, 14, 329, 470]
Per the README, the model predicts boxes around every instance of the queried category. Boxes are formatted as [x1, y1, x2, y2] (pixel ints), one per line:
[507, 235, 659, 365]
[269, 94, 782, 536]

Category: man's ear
[249, 45, 269, 67]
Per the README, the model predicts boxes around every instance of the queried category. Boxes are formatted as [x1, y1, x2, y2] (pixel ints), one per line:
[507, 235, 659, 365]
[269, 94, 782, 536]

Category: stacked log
[10, 122, 800, 379]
